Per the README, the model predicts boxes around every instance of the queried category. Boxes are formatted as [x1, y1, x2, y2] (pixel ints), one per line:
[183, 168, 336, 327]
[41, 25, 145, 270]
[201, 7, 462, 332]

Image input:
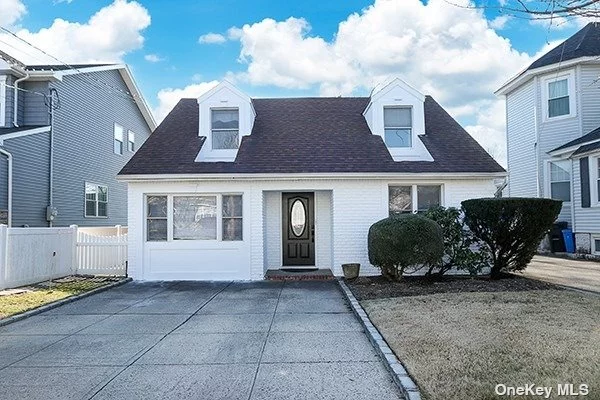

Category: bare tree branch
[443, 0, 600, 20]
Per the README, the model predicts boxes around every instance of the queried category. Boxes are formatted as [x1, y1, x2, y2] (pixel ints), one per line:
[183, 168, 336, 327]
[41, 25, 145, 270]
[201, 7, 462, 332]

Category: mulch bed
[346, 274, 562, 301]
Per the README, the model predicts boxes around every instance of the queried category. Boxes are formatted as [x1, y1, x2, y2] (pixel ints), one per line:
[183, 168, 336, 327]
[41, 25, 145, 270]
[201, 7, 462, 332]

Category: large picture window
[389, 184, 441, 215]
[145, 194, 243, 242]
[211, 109, 239, 149]
[85, 183, 108, 217]
[384, 107, 412, 148]
[549, 161, 571, 202]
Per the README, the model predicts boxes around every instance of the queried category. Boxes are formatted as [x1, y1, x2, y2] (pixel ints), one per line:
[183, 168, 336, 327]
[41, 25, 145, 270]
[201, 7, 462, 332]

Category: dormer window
[384, 107, 412, 148]
[211, 108, 239, 150]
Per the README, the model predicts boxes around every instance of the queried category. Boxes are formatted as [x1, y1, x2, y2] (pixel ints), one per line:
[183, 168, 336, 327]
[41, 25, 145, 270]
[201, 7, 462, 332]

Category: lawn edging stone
[337, 278, 421, 400]
[0, 277, 132, 327]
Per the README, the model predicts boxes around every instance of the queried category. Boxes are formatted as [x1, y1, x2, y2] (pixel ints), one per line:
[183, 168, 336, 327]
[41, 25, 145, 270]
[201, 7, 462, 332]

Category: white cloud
[0, 0, 26, 27]
[226, 0, 535, 165]
[465, 100, 508, 166]
[490, 15, 511, 29]
[144, 53, 163, 62]
[198, 32, 227, 44]
[154, 81, 219, 122]
[0, 0, 150, 64]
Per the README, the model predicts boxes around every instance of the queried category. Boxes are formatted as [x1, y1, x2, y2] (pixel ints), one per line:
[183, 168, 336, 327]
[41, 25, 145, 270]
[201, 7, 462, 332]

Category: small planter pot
[342, 263, 360, 280]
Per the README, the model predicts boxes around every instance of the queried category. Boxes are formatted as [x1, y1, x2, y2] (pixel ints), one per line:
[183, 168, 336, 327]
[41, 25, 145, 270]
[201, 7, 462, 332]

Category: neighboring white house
[497, 22, 600, 254]
[118, 79, 505, 281]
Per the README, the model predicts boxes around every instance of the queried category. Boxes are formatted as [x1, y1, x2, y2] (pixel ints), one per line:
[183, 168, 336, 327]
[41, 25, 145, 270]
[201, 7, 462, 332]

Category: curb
[338, 279, 421, 400]
[0, 277, 132, 327]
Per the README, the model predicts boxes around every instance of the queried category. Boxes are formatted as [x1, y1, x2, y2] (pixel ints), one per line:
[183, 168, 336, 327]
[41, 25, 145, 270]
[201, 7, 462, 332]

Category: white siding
[126, 177, 498, 281]
[579, 65, 600, 135]
[572, 159, 600, 234]
[506, 80, 537, 197]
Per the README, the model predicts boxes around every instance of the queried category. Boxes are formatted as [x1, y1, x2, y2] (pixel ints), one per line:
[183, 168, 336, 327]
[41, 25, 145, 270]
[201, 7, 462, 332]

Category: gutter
[117, 171, 508, 182]
[0, 147, 12, 227]
[13, 70, 30, 127]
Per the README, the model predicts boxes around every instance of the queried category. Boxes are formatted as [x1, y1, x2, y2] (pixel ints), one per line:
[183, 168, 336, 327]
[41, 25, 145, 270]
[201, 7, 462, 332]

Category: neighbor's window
[389, 186, 412, 215]
[147, 196, 167, 241]
[384, 107, 412, 148]
[85, 183, 108, 217]
[549, 161, 571, 202]
[389, 185, 442, 215]
[596, 158, 600, 204]
[114, 124, 124, 155]
[222, 195, 243, 241]
[211, 109, 239, 149]
[128, 130, 135, 152]
[594, 236, 600, 255]
[548, 78, 570, 118]
[417, 185, 441, 212]
[173, 196, 217, 240]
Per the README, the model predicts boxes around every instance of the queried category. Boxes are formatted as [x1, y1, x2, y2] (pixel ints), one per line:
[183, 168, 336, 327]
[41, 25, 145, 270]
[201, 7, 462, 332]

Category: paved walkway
[522, 255, 600, 293]
[0, 280, 403, 400]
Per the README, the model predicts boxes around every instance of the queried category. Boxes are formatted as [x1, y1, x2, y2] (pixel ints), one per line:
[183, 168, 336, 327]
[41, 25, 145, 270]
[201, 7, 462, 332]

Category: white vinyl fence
[0, 225, 127, 290]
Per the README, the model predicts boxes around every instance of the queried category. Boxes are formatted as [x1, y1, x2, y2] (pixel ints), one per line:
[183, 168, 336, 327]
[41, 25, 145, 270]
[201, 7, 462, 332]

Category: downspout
[13, 71, 29, 128]
[0, 147, 12, 227]
[570, 158, 576, 232]
[48, 88, 57, 227]
[534, 105, 541, 197]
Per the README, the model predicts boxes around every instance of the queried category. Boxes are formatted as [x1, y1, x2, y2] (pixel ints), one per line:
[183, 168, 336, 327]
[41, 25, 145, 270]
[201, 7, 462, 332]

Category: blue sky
[0, 0, 588, 164]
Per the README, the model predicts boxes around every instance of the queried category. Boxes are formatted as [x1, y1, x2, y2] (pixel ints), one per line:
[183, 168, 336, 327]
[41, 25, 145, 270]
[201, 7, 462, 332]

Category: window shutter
[580, 157, 591, 208]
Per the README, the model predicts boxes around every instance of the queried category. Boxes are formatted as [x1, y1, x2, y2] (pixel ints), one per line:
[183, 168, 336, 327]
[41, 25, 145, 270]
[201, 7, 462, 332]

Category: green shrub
[461, 198, 562, 279]
[368, 214, 444, 281]
[424, 206, 487, 276]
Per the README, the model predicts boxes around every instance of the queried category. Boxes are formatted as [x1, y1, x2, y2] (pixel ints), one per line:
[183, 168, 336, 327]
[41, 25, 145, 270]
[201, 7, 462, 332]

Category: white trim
[118, 171, 507, 182]
[0, 126, 51, 144]
[364, 77, 425, 115]
[0, 75, 6, 127]
[197, 80, 257, 118]
[496, 57, 600, 96]
[84, 182, 109, 219]
[540, 70, 576, 122]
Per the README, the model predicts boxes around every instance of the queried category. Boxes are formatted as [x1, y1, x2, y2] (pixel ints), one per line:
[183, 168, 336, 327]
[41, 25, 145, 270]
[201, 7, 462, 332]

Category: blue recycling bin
[562, 229, 575, 253]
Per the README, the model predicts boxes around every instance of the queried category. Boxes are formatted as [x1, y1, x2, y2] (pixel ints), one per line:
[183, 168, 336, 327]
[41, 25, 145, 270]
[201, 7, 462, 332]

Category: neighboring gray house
[497, 22, 600, 254]
[0, 58, 155, 227]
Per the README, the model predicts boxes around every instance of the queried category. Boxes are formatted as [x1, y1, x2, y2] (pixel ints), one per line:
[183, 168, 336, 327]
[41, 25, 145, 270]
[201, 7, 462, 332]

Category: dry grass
[363, 290, 600, 400]
[0, 276, 120, 319]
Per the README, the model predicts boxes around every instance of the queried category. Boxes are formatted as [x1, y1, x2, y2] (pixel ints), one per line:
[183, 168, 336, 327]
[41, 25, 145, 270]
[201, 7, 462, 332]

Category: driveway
[0, 280, 403, 400]
[522, 255, 600, 293]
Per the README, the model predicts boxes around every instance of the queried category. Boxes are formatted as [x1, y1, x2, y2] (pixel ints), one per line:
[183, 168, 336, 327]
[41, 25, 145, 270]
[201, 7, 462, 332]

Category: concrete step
[265, 268, 334, 281]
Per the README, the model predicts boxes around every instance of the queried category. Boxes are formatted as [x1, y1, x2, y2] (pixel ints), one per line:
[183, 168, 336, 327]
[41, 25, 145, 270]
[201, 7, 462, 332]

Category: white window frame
[84, 182, 108, 218]
[546, 160, 571, 203]
[0, 76, 6, 127]
[592, 235, 600, 255]
[589, 155, 600, 207]
[541, 70, 576, 121]
[114, 123, 124, 155]
[144, 193, 244, 242]
[127, 130, 135, 152]
[383, 106, 413, 148]
[210, 108, 240, 151]
[388, 184, 444, 215]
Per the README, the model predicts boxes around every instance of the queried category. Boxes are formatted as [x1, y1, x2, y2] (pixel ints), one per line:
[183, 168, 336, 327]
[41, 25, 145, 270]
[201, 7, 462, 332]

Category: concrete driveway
[0, 280, 403, 400]
[522, 255, 600, 293]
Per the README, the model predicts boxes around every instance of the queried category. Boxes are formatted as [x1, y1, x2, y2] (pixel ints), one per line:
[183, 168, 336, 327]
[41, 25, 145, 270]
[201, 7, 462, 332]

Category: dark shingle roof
[526, 22, 600, 71]
[572, 141, 600, 156]
[119, 96, 505, 176]
[0, 125, 47, 136]
[25, 64, 114, 72]
[550, 125, 600, 153]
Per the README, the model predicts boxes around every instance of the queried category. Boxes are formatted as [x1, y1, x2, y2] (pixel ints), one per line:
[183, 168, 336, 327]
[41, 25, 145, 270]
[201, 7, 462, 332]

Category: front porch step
[265, 268, 334, 281]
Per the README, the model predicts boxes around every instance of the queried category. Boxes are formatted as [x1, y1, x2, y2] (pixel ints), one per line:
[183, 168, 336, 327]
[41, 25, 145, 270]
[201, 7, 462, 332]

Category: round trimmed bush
[461, 197, 562, 279]
[368, 214, 444, 280]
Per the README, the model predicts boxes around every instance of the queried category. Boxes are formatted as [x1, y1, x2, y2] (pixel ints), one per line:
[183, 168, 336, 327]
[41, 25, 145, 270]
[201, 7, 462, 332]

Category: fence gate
[76, 230, 128, 276]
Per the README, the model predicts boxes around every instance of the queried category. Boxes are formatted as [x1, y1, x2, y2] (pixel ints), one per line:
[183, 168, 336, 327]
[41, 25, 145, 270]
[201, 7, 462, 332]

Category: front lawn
[348, 277, 600, 400]
[0, 276, 122, 319]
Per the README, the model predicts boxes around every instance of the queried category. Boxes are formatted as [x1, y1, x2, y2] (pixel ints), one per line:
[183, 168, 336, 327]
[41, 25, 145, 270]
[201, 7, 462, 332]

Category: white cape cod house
[118, 79, 505, 280]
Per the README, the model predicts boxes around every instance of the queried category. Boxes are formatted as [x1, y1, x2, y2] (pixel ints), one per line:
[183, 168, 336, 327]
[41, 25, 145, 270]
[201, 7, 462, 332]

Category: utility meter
[46, 206, 58, 222]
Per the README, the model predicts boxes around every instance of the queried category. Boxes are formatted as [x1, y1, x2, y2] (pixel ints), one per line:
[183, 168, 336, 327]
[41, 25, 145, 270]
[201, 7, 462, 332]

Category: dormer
[196, 81, 256, 162]
[363, 78, 433, 162]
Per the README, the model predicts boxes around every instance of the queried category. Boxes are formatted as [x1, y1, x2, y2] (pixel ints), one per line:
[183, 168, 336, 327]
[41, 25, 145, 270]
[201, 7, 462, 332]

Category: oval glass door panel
[290, 199, 307, 237]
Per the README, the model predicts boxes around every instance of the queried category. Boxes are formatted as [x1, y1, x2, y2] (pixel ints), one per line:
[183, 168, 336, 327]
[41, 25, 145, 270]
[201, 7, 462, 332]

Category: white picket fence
[0, 225, 128, 290]
[76, 230, 128, 276]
